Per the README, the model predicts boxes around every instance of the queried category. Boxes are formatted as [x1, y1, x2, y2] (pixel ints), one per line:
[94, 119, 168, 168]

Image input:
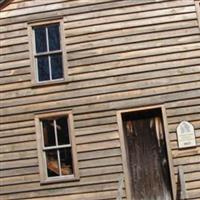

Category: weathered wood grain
[1, 0, 200, 199]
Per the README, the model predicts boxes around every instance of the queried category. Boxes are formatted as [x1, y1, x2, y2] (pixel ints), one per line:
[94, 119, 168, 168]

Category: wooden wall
[0, 0, 200, 199]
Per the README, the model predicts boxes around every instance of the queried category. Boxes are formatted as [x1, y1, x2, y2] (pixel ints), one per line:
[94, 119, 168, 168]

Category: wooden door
[122, 109, 173, 200]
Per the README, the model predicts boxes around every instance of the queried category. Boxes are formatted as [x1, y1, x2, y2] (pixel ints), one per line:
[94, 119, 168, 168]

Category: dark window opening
[33, 23, 63, 82]
[41, 116, 73, 177]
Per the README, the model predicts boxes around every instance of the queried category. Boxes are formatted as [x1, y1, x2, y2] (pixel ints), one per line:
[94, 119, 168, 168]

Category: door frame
[116, 105, 176, 200]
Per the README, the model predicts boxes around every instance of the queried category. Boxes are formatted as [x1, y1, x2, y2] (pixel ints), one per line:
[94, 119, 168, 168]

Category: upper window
[35, 111, 79, 183]
[29, 19, 67, 85]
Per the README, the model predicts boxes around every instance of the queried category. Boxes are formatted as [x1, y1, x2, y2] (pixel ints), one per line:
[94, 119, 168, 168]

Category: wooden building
[0, 0, 200, 199]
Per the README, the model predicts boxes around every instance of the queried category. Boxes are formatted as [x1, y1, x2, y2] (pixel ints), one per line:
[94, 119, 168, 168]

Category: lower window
[35, 111, 79, 183]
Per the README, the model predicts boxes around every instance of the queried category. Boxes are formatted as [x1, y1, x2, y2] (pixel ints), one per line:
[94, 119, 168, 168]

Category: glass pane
[59, 148, 73, 176]
[56, 117, 70, 145]
[42, 120, 56, 147]
[34, 27, 47, 53]
[50, 54, 63, 80]
[48, 24, 60, 51]
[46, 150, 59, 177]
[37, 56, 50, 82]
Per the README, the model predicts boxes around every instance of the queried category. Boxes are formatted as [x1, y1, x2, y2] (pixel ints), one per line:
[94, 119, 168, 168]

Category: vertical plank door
[122, 109, 172, 200]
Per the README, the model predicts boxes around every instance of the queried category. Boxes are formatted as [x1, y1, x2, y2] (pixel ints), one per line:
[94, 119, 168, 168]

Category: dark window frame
[35, 111, 79, 184]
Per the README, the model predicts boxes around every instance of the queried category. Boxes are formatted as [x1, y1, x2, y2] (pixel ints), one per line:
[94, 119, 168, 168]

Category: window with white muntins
[35, 111, 79, 184]
[28, 19, 67, 85]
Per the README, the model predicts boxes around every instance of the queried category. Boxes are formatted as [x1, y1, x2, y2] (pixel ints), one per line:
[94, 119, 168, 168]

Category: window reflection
[37, 56, 50, 82]
[51, 54, 63, 80]
[34, 27, 47, 53]
[34, 23, 64, 83]
[48, 24, 60, 51]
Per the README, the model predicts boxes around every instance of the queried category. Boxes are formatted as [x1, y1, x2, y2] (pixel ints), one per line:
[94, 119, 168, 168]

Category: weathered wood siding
[0, 0, 200, 199]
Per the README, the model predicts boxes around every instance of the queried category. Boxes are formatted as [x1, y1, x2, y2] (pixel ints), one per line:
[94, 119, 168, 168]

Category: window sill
[40, 175, 80, 185]
[31, 78, 70, 88]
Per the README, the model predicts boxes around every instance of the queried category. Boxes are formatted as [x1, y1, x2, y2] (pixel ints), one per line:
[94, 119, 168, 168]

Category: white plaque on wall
[177, 121, 196, 148]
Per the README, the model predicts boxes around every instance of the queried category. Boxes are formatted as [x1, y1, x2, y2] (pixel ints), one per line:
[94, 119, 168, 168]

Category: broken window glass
[56, 117, 70, 145]
[41, 115, 73, 179]
[42, 119, 56, 147]
[60, 148, 73, 175]
[46, 150, 59, 177]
